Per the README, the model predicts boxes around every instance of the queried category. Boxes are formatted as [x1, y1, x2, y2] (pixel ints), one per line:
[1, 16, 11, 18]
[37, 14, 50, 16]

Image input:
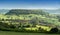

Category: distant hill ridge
[5, 9, 49, 15]
[0, 9, 60, 14]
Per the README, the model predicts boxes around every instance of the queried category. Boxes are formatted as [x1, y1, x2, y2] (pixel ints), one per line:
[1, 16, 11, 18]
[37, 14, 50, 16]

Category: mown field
[0, 31, 60, 35]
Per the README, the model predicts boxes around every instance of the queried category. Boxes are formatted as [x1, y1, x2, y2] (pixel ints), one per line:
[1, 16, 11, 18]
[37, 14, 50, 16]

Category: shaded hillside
[5, 9, 49, 15]
[5, 9, 58, 19]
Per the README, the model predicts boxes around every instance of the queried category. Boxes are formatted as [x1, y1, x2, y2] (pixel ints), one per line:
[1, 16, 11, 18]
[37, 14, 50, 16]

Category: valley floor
[0, 31, 60, 35]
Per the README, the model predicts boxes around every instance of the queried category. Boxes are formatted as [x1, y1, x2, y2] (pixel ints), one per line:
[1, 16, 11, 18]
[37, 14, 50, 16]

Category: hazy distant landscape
[44, 9, 60, 14]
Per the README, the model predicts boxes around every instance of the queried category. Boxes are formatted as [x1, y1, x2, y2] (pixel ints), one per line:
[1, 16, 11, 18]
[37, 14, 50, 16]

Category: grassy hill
[4, 9, 60, 25]
[0, 9, 60, 33]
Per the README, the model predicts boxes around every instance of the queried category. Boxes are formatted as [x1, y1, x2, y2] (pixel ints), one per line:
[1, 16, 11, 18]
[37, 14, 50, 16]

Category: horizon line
[0, 8, 59, 10]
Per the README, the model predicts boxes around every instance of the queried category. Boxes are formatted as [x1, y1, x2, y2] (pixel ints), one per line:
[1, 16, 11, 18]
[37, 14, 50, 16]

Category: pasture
[0, 31, 60, 35]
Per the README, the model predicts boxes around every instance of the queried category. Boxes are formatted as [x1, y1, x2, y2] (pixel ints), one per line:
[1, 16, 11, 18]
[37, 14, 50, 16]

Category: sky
[0, 0, 60, 9]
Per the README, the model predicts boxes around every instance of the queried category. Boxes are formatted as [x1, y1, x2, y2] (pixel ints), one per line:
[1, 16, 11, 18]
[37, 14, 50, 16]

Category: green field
[0, 31, 60, 35]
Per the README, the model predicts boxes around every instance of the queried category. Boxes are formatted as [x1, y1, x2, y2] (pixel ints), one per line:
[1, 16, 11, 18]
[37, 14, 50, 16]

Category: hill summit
[5, 9, 49, 15]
